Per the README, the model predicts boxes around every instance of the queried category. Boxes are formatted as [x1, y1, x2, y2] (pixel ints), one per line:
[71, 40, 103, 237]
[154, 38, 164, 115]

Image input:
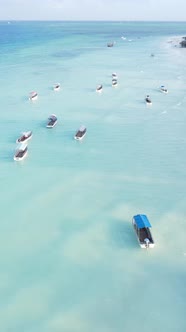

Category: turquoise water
[0, 21, 186, 332]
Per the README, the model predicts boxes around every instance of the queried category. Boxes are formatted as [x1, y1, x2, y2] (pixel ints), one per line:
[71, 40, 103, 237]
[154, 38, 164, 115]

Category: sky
[0, 0, 186, 21]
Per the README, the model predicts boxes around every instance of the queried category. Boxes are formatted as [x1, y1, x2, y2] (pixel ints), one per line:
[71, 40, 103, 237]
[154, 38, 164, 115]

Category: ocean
[0, 21, 186, 332]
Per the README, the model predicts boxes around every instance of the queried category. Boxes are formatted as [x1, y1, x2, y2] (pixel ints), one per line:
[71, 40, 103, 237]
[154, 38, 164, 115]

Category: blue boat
[132, 214, 155, 248]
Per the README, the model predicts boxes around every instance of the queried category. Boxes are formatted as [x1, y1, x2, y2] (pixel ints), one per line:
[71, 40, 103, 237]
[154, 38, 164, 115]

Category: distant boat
[16, 131, 32, 143]
[74, 125, 87, 140]
[53, 83, 60, 91]
[96, 84, 103, 93]
[14, 143, 28, 161]
[160, 85, 168, 93]
[29, 91, 38, 101]
[145, 95, 152, 105]
[107, 42, 114, 47]
[112, 73, 118, 79]
[46, 114, 58, 128]
[112, 79, 118, 87]
[132, 214, 155, 248]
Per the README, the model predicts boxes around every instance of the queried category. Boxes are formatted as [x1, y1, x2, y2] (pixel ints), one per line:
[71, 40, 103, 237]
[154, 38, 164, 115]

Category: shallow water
[0, 21, 186, 332]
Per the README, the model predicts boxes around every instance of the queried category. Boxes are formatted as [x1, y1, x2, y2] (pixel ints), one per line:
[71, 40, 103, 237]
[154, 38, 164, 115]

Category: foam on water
[0, 21, 186, 332]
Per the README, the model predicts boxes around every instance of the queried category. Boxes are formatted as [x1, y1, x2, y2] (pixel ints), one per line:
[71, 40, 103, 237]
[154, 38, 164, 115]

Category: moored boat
[46, 114, 58, 128]
[29, 91, 38, 101]
[145, 95, 152, 105]
[112, 79, 118, 87]
[53, 83, 60, 91]
[74, 125, 87, 140]
[16, 131, 32, 144]
[107, 42, 114, 47]
[112, 73, 118, 79]
[160, 85, 168, 93]
[14, 143, 28, 161]
[96, 84, 103, 92]
[132, 214, 155, 248]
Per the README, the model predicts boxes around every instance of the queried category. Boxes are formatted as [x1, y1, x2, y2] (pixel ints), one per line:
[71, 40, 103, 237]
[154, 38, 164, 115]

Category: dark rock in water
[180, 37, 186, 47]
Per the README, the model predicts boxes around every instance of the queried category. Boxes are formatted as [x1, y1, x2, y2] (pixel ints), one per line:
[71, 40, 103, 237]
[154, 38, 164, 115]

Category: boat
[112, 79, 118, 87]
[29, 91, 38, 101]
[160, 85, 168, 93]
[132, 214, 155, 248]
[16, 131, 32, 143]
[46, 114, 58, 128]
[74, 125, 87, 140]
[145, 95, 152, 105]
[96, 84, 103, 93]
[112, 73, 118, 79]
[53, 83, 60, 91]
[14, 143, 28, 161]
[107, 42, 114, 47]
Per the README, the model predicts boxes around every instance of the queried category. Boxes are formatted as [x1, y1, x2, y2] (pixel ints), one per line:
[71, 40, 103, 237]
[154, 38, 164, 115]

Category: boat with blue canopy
[160, 85, 168, 93]
[132, 214, 155, 248]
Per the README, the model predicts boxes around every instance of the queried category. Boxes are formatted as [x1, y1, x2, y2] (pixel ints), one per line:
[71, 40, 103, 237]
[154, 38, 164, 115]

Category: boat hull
[14, 150, 28, 161]
[132, 218, 155, 249]
[160, 89, 168, 94]
[16, 133, 32, 144]
[74, 132, 86, 140]
[46, 120, 57, 128]
[29, 95, 38, 101]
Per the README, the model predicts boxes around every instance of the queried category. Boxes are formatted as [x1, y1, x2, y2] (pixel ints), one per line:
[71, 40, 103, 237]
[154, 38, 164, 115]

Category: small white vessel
[16, 131, 32, 143]
[145, 95, 152, 105]
[107, 42, 114, 47]
[160, 85, 168, 93]
[132, 214, 155, 248]
[112, 79, 118, 87]
[96, 84, 103, 93]
[74, 125, 87, 140]
[29, 91, 38, 101]
[46, 114, 58, 128]
[53, 83, 60, 91]
[112, 73, 118, 79]
[14, 143, 28, 161]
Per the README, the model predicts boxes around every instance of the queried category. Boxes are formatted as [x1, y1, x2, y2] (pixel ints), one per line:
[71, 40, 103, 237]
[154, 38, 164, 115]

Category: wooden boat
[132, 214, 155, 248]
[74, 125, 87, 140]
[14, 143, 28, 161]
[46, 114, 58, 128]
[16, 131, 32, 143]
[29, 91, 38, 101]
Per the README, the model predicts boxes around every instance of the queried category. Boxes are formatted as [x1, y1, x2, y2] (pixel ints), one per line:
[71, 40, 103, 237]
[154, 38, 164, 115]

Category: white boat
[132, 214, 155, 248]
[29, 91, 38, 101]
[112, 73, 118, 79]
[96, 84, 103, 93]
[145, 95, 152, 105]
[74, 125, 87, 140]
[160, 85, 168, 93]
[16, 131, 32, 143]
[46, 114, 58, 128]
[112, 79, 118, 87]
[14, 143, 28, 161]
[53, 83, 60, 91]
[107, 42, 114, 47]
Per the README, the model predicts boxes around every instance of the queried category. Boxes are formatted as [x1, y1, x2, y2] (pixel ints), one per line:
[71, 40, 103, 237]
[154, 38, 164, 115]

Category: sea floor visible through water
[0, 21, 186, 332]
